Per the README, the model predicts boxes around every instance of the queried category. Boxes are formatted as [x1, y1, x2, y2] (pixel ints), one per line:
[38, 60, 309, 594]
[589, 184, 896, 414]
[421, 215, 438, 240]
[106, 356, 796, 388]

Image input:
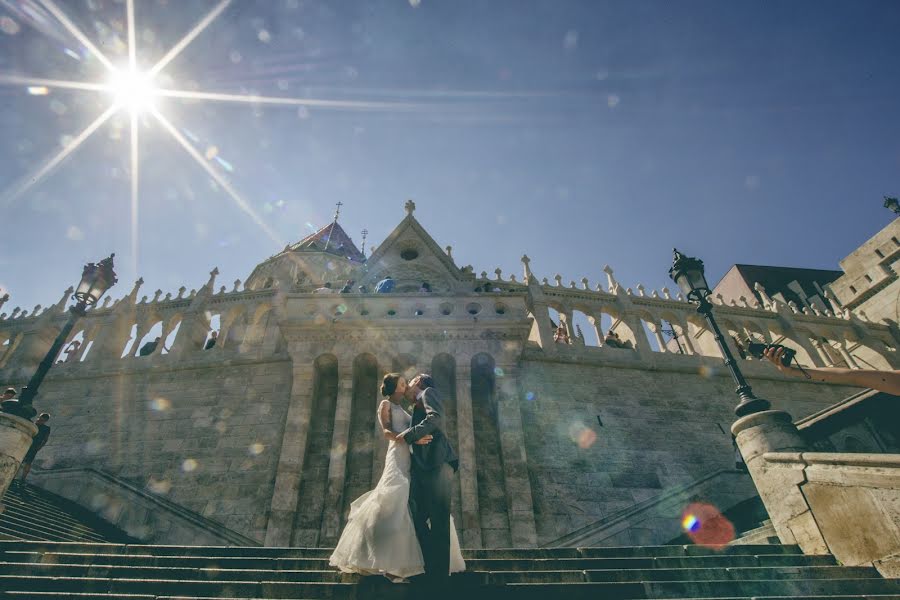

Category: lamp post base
[734, 395, 771, 418]
[1, 400, 37, 421]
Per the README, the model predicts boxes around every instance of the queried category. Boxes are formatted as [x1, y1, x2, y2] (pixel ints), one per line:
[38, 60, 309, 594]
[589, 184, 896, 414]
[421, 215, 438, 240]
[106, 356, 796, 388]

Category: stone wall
[20, 355, 292, 544]
[518, 356, 860, 546]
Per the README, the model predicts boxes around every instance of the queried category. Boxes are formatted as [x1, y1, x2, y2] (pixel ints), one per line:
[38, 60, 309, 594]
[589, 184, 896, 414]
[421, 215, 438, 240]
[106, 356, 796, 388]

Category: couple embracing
[329, 372, 465, 588]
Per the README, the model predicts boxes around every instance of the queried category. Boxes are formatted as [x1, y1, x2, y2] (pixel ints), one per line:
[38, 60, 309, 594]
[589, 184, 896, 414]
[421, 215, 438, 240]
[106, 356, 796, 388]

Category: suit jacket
[401, 387, 459, 473]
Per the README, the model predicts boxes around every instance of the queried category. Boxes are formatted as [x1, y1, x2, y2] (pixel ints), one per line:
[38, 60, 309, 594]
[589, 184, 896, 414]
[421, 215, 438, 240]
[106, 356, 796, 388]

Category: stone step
[0, 561, 349, 582]
[1, 482, 129, 544]
[4, 595, 900, 600]
[492, 578, 900, 599]
[0, 576, 358, 599]
[1, 494, 110, 532]
[582, 566, 880, 582]
[3, 572, 896, 599]
[0, 508, 108, 541]
[0, 550, 838, 571]
[0, 540, 803, 560]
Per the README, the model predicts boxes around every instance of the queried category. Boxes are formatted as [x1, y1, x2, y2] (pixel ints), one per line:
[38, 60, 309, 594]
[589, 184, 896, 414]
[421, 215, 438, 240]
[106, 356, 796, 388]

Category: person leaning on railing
[763, 346, 900, 396]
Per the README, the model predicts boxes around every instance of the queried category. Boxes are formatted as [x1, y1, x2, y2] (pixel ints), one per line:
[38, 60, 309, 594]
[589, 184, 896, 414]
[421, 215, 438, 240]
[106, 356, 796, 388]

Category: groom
[401, 373, 459, 590]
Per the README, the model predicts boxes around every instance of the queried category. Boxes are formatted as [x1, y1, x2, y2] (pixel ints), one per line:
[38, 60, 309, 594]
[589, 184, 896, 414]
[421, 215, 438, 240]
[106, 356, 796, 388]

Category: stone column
[561, 308, 575, 342]
[589, 313, 605, 346]
[495, 367, 538, 547]
[650, 322, 668, 353]
[0, 413, 38, 512]
[676, 321, 697, 355]
[732, 410, 828, 553]
[837, 343, 861, 369]
[319, 363, 354, 545]
[455, 367, 482, 548]
[264, 363, 315, 546]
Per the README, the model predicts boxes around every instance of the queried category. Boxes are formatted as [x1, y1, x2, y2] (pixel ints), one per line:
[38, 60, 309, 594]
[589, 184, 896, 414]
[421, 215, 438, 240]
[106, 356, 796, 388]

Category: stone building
[0, 202, 897, 549]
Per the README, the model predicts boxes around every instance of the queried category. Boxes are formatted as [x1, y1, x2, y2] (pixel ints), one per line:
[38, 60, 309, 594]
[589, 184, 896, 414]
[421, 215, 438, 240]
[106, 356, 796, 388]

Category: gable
[358, 211, 464, 293]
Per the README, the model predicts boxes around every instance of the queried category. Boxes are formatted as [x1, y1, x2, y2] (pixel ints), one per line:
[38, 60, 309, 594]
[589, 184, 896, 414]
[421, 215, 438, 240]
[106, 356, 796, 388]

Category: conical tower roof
[289, 221, 365, 262]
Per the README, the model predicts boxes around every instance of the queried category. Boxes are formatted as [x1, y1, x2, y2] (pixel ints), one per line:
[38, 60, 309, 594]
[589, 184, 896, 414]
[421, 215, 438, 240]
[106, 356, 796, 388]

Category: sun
[107, 67, 156, 114]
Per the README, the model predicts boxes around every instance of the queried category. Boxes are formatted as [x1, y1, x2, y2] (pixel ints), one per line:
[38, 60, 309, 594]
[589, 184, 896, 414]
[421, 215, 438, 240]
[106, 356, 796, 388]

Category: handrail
[546, 468, 751, 547]
[29, 466, 260, 547]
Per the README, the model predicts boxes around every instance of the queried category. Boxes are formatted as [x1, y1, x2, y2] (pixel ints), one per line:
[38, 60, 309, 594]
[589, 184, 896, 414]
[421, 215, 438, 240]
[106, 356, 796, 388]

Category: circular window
[466, 302, 482, 315]
[400, 248, 419, 261]
[414, 308, 425, 316]
[495, 303, 507, 315]
[360, 308, 370, 316]
[439, 302, 453, 316]
[387, 309, 397, 317]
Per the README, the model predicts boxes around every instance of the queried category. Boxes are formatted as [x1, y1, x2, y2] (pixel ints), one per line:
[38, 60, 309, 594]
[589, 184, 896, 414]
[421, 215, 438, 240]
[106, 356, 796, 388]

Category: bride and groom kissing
[329, 372, 466, 589]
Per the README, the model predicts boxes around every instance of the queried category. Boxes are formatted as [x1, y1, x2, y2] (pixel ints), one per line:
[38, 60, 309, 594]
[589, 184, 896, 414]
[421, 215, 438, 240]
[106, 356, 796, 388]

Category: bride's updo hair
[381, 372, 402, 398]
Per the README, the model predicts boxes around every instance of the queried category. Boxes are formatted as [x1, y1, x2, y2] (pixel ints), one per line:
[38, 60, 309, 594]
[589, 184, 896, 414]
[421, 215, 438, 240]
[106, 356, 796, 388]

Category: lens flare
[681, 502, 735, 548]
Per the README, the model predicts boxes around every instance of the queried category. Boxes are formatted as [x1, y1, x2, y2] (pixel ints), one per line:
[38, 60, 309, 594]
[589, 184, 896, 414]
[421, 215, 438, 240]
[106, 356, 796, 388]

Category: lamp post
[668, 249, 770, 417]
[1, 254, 117, 420]
[885, 197, 900, 215]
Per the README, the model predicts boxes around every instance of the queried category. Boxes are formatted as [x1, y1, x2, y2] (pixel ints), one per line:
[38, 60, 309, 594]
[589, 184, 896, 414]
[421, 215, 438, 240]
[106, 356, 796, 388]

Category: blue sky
[0, 0, 897, 311]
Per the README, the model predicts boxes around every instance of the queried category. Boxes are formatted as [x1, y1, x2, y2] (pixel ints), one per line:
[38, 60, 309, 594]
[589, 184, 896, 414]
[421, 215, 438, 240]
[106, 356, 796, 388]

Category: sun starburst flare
[2, 0, 422, 265]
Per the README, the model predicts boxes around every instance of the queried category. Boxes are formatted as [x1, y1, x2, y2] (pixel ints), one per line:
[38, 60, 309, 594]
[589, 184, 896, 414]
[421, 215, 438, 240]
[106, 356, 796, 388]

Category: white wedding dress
[329, 401, 465, 579]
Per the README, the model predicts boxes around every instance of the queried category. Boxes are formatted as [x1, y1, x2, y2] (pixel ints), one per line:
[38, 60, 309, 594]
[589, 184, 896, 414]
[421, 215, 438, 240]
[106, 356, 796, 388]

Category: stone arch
[658, 310, 692, 355]
[56, 329, 85, 364]
[686, 314, 718, 357]
[770, 325, 822, 368]
[597, 304, 637, 350]
[341, 354, 379, 527]
[220, 304, 249, 349]
[292, 353, 339, 546]
[471, 352, 511, 547]
[570, 309, 597, 346]
[845, 333, 894, 371]
[134, 320, 165, 357]
[120, 324, 139, 358]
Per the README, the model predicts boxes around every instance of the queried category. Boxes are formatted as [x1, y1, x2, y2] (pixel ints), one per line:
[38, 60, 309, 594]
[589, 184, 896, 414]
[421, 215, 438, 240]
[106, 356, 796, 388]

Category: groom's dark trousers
[401, 386, 459, 590]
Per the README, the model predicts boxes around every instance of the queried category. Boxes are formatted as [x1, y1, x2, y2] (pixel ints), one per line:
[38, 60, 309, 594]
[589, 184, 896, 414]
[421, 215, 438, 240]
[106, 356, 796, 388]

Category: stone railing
[29, 466, 260, 546]
[760, 451, 900, 573]
[0, 269, 284, 382]
[546, 468, 756, 548]
[522, 261, 900, 373]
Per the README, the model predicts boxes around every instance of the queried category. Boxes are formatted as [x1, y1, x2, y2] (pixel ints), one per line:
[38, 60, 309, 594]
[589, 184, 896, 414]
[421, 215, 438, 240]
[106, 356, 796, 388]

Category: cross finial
[334, 201, 343, 222]
[361, 229, 369, 256]
[404, 199, 416, 215]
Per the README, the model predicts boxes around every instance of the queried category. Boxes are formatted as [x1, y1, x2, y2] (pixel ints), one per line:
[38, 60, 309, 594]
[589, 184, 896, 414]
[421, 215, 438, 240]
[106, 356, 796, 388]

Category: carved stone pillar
[837, 343, 861, 369]
[264, 363, 315, 546]
[589, 313, 605, 346]
[0, 413, 37, 508]
[495, 366, 538, 547]
[319, 363, 354, 545]
[455, 367, 482, 548]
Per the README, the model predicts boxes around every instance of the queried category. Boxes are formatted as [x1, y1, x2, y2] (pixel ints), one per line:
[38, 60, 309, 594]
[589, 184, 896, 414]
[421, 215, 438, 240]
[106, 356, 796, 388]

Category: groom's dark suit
[401, 385, 458, 588]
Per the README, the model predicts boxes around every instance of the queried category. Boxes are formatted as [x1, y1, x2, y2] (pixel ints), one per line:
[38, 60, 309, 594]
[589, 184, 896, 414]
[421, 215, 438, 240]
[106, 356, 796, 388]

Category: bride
[329, 373, 465, 581]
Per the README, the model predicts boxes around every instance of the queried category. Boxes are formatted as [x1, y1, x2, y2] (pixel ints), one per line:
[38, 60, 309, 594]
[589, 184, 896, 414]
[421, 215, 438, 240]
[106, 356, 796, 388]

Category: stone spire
[521, 255, 533, 283]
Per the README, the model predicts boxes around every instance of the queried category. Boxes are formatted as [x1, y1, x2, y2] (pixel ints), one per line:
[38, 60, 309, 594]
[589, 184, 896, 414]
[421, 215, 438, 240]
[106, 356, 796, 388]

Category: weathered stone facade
[0, 205, 897, 547]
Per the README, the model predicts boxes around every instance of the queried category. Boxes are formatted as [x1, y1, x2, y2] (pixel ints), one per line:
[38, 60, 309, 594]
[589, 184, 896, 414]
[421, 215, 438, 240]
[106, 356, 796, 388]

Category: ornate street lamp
[2, 254, 117, 420]
[885, 197, 900, 215]
[668, 249, 770, 417]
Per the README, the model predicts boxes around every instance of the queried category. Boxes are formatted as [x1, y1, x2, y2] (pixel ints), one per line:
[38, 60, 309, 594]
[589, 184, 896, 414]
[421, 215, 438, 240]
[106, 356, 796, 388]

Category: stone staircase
[1, 540, 899, 599]
[0, 480, 132, 543]
[730, 519, 779, 546]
